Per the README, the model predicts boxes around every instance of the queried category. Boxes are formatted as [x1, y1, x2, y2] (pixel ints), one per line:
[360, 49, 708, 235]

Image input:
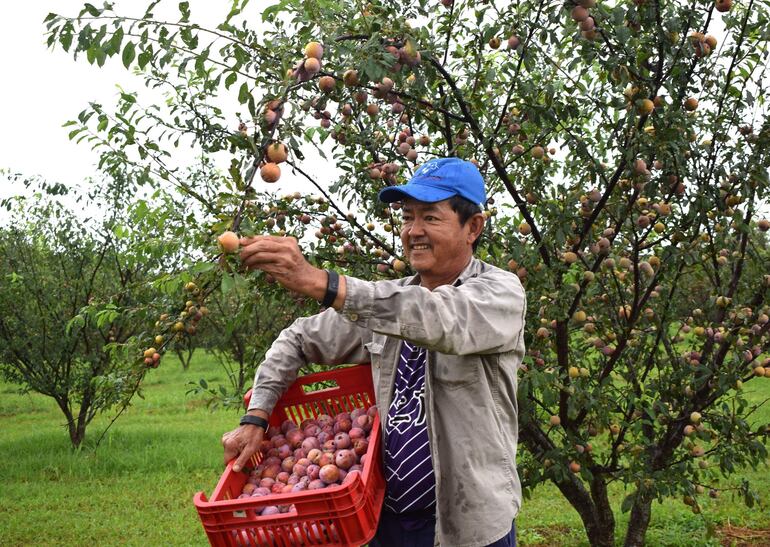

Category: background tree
[0, 176, 171, 448]
[45, 0, 770, 544]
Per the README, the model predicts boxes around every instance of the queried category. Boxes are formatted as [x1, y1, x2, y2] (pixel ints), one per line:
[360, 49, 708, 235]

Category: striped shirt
[383, 341, 436, 515]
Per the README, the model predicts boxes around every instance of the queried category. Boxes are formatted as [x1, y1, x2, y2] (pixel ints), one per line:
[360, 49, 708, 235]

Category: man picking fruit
[222, 157, 526, 546]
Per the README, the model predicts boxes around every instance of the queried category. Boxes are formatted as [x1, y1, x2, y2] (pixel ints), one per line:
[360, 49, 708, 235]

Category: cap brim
[378, 183, 456, 204]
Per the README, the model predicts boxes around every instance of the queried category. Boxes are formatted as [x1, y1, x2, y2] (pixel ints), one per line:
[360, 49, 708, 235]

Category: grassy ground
[1, 352, 768, 546]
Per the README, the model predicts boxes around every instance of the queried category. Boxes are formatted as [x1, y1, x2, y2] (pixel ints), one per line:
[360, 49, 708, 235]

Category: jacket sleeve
[247, 307, 371, 413]
[340, 267, 526, 356]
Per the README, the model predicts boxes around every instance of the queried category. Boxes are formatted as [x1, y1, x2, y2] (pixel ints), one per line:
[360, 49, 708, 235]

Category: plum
[303, 424, 320, 437]
[335, 411, 351, 422]
[271, 482, 286, 494]
[343, 470, 361, 485]
[286, 429, 305, 449]
[308, 479, 326, 490]
[280, 457, 297, 473]
[319, 464, 341, 484]
[307, 464, 321, 480]
[352, 438, 369, 456]
[252, 487, 271, 497]
[242, 483, 257, 495]
[272, 435, 288, 448]
[291, 482, 308, 492]
[316, 414, 334, 428]
[277, 444, 292, 459]
[261, 506, 280, 516]
[301, 437, 320, 452]
[281, 419, 298, 434]
[348, 427, 365, 440]
[322, 439, 338, 452]
[318, 452, 335, 467]
[262, 464, 281, 480]
[334, 432, 351, 449]
[259, 477, 275, 489]
[335, 449, 356, 470]
[293, 463, 308, 477]
[334, 418, 353, 433]
[276, 471, 290, 483]
[317, 431, 331, 444]
[266, 426, 281, 439]
[306, 448, 322, 464]
[350, 407, 365, 421]
[355, 414, 373, 432]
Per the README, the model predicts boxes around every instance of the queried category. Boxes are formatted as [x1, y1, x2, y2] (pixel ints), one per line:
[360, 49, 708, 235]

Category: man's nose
[407, 217, 425, 236]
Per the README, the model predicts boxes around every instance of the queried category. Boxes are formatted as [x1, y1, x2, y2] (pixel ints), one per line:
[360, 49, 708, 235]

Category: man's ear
[467, 213, 485, 244]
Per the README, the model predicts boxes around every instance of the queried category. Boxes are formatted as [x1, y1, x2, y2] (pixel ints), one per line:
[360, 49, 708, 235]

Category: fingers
[233, 433, 262, 473]
[239, 237, 300, 271]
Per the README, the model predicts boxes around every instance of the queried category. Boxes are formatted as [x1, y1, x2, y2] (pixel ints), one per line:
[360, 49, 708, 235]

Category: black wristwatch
[240, 414, 269, 430]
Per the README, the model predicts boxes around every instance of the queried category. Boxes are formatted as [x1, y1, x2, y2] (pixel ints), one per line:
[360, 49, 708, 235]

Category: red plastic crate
[194, 365, 385, 546]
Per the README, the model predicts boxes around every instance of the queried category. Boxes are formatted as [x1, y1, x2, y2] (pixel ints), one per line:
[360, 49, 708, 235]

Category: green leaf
[122, 41, 135, 68]
[221, 273, 234, 294]
[238, 82, 250, 104]
[621, 492, 636, 513]
[225, 71, 237, 89]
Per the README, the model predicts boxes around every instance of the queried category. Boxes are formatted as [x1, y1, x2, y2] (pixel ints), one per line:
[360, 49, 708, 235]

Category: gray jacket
[248, 257, 527, 547]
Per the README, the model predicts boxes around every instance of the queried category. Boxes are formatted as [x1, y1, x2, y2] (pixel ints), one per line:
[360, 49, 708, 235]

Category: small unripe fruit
[519, 222, 532, 236]
[690, 412, 702, 424]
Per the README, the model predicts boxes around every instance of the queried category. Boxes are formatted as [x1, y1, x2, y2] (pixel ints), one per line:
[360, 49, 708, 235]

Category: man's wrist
[240, 414, 269, 430]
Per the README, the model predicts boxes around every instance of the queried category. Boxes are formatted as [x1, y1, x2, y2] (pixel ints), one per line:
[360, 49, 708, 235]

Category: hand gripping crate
[194, 364, 385, 546]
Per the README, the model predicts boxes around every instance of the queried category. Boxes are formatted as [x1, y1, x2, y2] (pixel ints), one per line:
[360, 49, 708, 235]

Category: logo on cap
[415, 161, 440, 176]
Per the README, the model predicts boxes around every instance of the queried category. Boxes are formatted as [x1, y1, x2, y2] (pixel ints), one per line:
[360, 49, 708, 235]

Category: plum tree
[46, 0, 770, 544]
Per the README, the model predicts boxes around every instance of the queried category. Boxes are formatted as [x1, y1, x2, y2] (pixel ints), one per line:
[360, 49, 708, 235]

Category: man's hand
[239, 235, 326, 298]
[239, 235, 346, 308]
[221, 425, 264, 473]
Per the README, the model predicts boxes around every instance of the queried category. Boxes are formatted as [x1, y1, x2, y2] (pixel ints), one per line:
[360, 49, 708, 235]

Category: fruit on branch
[549, 415, 561, 426]
[530, 145, 545, 159]
[684, 97, 699, 111]
[507, 35, 521, 50]
[488, 37, 501, 49]
[343, 69, 359, 86]
[304, 41, 324, 60]
[261, 163, 281, 183]
[569, 461, 581, 473]
[519, 222, 532, 235]
[392, 259, 406, 272]
[303, 57, 321, 75]
[218, 231, 240, 253]
[637, 99, 655, 115]
[266, 142, 288, 163]
[366, 103, 380, 116]
[704, 35, 718, 49]
[715, 0, 732, 11]
[579, 17, 595, 32]
[571, 5, 589, 21]
[757, 219, 770, 231]
[318, 76, 336, 93]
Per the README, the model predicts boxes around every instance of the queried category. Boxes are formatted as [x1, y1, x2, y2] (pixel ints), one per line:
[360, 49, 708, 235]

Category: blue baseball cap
[377, 157, 486, 207]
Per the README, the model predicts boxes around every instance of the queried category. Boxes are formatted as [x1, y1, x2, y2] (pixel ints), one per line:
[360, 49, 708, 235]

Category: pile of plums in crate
[238, 405, 378, 516]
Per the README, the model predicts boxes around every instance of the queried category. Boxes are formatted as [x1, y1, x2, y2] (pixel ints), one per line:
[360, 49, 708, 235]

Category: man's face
[400, 198, 480, 284]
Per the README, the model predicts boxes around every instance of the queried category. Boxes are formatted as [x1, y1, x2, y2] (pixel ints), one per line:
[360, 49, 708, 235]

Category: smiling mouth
[411, 244, 431, 251]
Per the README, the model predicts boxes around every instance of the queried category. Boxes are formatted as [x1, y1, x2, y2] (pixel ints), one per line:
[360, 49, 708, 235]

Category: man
[222, 157, 526, 546]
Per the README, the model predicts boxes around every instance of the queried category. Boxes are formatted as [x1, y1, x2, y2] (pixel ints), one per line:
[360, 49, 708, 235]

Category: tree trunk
[553, 475, 615, 547]
[623, 493, 653, 546]
[520, 421, 615, 546]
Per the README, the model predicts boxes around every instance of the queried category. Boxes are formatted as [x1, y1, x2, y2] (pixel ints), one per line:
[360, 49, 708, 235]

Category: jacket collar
[407, 256, 484, 288]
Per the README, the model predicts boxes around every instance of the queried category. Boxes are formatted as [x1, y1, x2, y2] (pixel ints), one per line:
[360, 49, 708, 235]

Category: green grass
[1, 353, 769, 546]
